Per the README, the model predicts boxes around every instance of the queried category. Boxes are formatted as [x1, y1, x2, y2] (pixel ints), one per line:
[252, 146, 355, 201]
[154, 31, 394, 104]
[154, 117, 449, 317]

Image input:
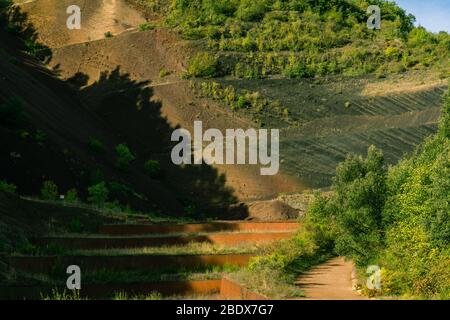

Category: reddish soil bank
[0, 279, 222, 300]
[9, 254, 255, 273]
[1, 278, 269, 300]
[99, 221, 301, 235]
[295, 257, 369, 300]
[35, 232, 295, 249]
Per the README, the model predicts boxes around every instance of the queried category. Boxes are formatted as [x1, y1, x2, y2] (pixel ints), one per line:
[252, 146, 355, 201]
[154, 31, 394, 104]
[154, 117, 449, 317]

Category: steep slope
[0, 27, 188, 213]
[8, 0, 449, 201]
[14, 0, 301, 200]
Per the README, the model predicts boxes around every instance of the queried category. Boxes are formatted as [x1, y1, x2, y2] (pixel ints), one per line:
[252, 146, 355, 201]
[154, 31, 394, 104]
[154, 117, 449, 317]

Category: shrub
[283, 60, 312, 78]
[88, 139, 105, 154]
[440, 89, 450, 138]
[64, 188, 78, 203]
[0, 180, 17, 194]
[67, 218, 83, 233]
[34, 130, 47, 145]
[144, 159, 161, 178]
[236, 95, 250, 109]
[138, 23, 155, 31]
[236, 0, 268, 22]
[159, 67, 170, 78]
[40, 181, 59, 200]
[115, 144, 135, 172]
[186, 52, 219, 78]
[87, 182, 109, 206]
[104, 31, 113, 38]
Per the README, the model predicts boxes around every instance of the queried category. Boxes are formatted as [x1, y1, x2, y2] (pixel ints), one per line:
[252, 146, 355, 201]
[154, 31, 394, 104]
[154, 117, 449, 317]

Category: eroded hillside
[3, 0, 449, 206]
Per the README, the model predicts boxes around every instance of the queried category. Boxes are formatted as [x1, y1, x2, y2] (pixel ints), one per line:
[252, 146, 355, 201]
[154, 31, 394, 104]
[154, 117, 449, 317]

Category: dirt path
[295, 257, 369, 300]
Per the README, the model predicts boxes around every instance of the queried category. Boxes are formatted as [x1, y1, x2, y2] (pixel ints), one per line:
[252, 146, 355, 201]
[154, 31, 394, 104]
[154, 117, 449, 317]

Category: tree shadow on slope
[70, 67, 245, 219]
[0, 0, 51, 61]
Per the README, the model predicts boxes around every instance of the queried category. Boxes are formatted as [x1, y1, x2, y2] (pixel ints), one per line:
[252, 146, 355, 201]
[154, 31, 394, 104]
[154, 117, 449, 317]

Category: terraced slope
[5, 221, 299, 299]
[221, 75, 446, 187]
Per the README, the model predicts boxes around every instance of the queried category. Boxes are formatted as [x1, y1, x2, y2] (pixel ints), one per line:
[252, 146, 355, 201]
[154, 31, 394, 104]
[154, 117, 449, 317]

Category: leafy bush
[144, 160, 161, 178]
[88, 139, 105, 154]
[138, 23, 155, 31]
[67, 218, 83, 233]
[34, 130, 47, 145]
[40, 181, 59, 200]
[115, 144, 135, 172]
[64, 188, 78, 203]
[283, 59, 313, 78]
[308, 146, 386, 267]
[0, 179, 16, 194]
[186, 52, 219, 78]
[159, 67, 170, 78]
[87, 182, 109, 206]
[236, 0, 268, 22]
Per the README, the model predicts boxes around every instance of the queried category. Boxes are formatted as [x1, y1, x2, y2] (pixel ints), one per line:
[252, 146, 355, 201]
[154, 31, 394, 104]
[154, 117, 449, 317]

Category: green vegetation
[34, 130, 47, 145]
[64, 188, 78, 203]
[68, 242, 260, 257]
[185, 52, 219, 78]
[190, 80, 291, 125]
[144, 159, 161, 178]
[154, 0, 450, 79]
[229, 229, 331, 298]
[0, 179, 17, 194]
[113, 291, 162, 300]
[138, 23, 155, 31]
[115, 143, 136, 172]
[23, 38, 47, 57]
[306, 86, 450, 299]
[87, 138, 105, 154]
[67, 218, 84, 233]
[41, 289, 85, 300]
[104, 31, 113, 38]
[87, 182, 109, 207]
[40, 181, 59, 201]
[159, 67, 171, 78]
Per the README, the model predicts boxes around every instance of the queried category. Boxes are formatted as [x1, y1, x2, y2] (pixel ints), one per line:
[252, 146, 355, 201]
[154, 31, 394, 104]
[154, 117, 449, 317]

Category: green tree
[115, 144, 135, 172]
[87, 182, 109, 206]
[41, 180, 59, 200]
[0, 179, 17, 194]
[187, 53, 219, 78]
[144, 160, 161, 178]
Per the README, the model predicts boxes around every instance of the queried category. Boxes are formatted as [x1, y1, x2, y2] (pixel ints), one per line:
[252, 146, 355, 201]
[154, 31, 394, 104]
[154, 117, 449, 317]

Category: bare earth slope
[17, 0, 300, 200]
[0, 28, 187, 213]
[12, 0, 447, 199]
